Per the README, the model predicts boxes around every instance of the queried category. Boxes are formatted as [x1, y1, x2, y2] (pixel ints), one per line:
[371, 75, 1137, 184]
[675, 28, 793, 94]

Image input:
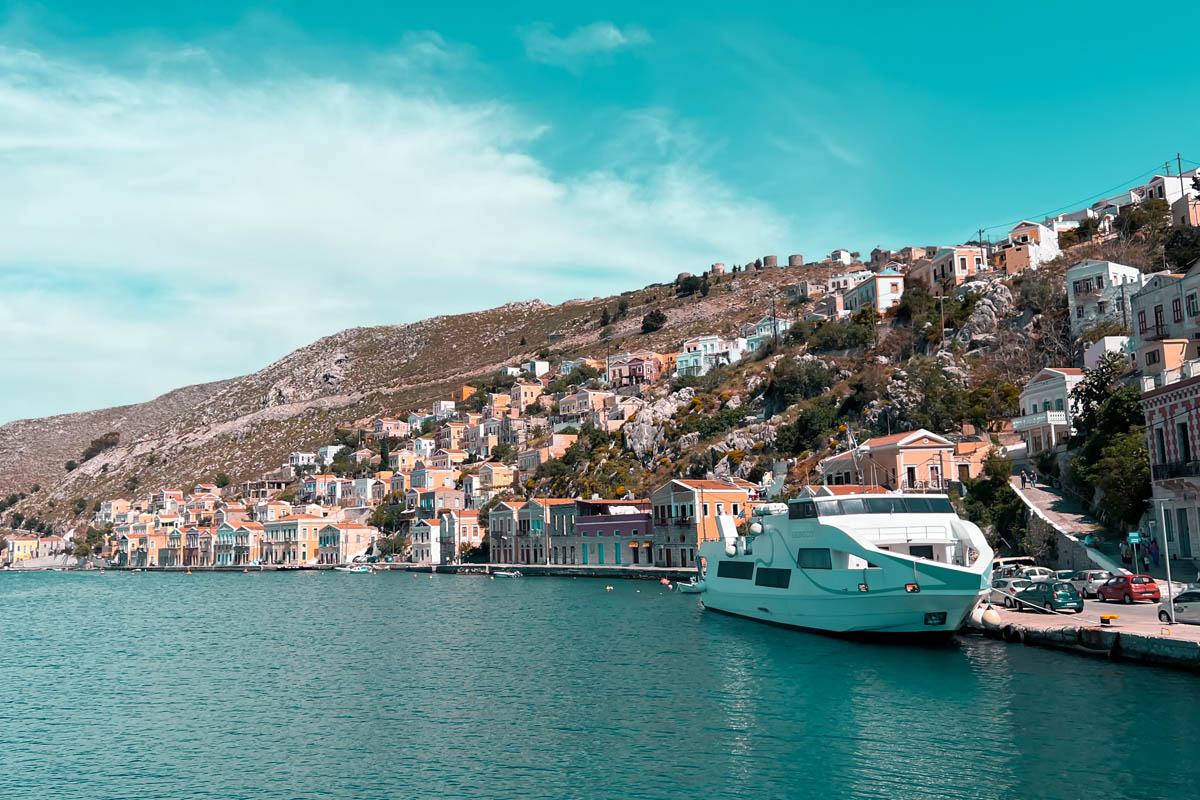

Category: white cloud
[0, 42, 785, 423]
[518, 22, 652, 70]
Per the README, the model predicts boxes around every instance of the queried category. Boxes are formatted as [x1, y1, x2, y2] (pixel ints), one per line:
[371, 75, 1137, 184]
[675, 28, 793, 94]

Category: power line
[977, 162, 1167, 235]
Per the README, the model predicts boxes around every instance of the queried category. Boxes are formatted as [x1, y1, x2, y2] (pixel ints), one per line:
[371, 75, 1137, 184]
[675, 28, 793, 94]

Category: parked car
[1097, 574, 1161, 604]
[1021, 566, 1055, 581]
[1054, 570, 1076, 582]
[1158, 590, 1200, 624]
[1020, 580, 1084, 613]
[990, 578, 1034, 608]
[1071, 570, 1113, 599]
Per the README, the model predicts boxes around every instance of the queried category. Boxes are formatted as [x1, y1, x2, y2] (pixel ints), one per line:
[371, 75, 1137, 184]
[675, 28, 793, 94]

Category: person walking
[1121, 543, 1132, 570]
[1150, 538, 1160, 568]
[1141, 550, 1151, 574]
[1019, 471, 1028, 489]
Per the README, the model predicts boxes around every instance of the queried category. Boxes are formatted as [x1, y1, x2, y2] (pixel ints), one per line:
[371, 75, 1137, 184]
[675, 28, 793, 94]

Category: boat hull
[699, 585, 986, 635]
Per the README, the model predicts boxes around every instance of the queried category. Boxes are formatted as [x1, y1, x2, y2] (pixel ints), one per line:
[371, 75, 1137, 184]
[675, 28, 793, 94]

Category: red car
[1096, 574, 1161, 604]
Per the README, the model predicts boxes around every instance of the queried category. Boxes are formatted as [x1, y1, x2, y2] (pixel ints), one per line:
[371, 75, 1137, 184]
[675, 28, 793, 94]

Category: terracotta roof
[273, 514, 323, 521]
[672, 479, 753, 492]
[813, 484, 890, 495]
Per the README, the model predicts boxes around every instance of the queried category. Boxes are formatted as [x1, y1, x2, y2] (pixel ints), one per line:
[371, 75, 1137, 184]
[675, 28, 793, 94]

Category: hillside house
[819, 430, 955, 490]
[651, 479, 755, 568]
[1013, 368, 1084, 455]
[1068, 260, 1149, 338]
[844, 269, 904, 315]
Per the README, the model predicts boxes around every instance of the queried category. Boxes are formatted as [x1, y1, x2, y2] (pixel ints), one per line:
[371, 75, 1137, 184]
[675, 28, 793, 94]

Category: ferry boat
[695, 490, 993, 637]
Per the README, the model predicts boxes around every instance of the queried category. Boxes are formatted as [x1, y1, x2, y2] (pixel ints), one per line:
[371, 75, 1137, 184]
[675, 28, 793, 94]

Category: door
[1178, 509, 1193, 558]
[906, 466, 917, 488]
[666, 548, 672, 567]
[1176, 593, 1197, 623]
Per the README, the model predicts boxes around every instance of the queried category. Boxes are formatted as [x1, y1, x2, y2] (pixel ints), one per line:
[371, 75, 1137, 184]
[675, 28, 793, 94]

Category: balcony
[1146, 323, 1171, 341]
[1012, 410, 1068, 431]
[1152, 461, 1200, 481]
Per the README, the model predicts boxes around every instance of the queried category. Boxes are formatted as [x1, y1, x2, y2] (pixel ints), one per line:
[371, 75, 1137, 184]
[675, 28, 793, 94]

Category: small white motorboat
[677, 579, 704, 594]
[493, 570, 522, 578]
[334, 565, 371, 573]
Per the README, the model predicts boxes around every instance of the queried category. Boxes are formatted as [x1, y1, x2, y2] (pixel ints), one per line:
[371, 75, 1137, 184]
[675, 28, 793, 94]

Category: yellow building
[6, 536, 40, 564]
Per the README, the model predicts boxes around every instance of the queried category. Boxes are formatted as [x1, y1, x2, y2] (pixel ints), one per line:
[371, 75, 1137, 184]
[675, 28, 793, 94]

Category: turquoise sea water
[1, 571, 1198, 800]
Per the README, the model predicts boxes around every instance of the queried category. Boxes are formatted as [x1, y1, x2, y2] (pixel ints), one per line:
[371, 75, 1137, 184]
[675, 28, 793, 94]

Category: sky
[3, 1, 1200, 424]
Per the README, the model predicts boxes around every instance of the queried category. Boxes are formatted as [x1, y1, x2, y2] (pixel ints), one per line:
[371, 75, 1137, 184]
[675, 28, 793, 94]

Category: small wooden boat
[676, 579, 704, 594]
[493, 570, 522, 578]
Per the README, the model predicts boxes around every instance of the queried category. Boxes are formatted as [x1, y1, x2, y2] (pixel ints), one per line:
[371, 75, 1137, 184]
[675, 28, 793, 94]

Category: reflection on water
[0, 571, 1198, 800]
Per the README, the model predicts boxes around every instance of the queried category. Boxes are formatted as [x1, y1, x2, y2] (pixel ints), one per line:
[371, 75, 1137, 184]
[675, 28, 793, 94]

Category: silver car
[1071, 570, 1112, 599]
[990, 578, 1034, 608]
[1158, 590, 1200, 624]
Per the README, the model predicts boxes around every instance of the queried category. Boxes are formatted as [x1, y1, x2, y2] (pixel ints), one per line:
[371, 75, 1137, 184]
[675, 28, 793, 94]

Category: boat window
[838, 498, 867, 515]
[716, 560, 754, 580]
[788, 500, 817, 519]
[925, 497, 955, 513]
[909, 545, 934, 560]
[866, 497, 906, 514]
[814, 500, 841, 516]
[754, 567, 792, 589]
[796, 548, 832, 569]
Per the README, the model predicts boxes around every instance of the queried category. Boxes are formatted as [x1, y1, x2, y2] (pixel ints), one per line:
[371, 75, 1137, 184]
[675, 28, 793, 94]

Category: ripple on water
[1, 572, 1198, 800]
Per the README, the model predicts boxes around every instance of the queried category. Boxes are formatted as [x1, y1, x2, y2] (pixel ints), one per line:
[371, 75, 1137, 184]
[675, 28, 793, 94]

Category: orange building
[650, 479, 756, 568]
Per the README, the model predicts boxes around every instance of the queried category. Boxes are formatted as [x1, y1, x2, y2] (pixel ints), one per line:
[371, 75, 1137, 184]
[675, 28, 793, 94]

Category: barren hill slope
[1, 265, 819, 526]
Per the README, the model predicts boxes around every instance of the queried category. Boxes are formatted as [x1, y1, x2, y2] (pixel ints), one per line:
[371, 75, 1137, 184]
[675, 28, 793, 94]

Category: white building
[432, 400, 456, 419]
[410, 519, 440, 563]
[523, 360, 551, 378]
[843, 270, 905, 315]
[1083, 336, 1132, 369]
[827, 270, 872, 293]
[288, 452, 317, 468]
[829, 249, 854, 266]
[1066, 260, 1148, 337]
[1012, 368, 1085, 455]
[317, 444, 346, 464]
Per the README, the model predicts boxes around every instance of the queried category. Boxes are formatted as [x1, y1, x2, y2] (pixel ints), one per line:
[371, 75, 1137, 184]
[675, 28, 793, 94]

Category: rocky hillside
[0, 264, 835, 527]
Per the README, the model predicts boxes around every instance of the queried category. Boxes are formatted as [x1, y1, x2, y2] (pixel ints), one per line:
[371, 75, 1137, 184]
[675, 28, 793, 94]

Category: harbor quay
[976, 600, 1200, 672]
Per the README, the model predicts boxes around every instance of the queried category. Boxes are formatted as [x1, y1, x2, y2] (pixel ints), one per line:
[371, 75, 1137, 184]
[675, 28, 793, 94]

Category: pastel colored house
[819, 429, 956, 490]
[650, 479, 755, 568]
[509, 381, 544, 412]
[479, 462, 516, 490]
[372, 417, 410, 437]
[1013, 368, 1084, 455]
[261, 515, 326, 566]
[1069, 259, 1149, 338]
[550, 498, 653, 567]
[1141, 360, 1200, 560]
[317, 522, 377, 565]
[486, 501, 523, 564]
[745, 316, 794, 352]
[438, 509, 483, 563]
[844, 269, 905, 315]
[927, 246, 986, 288]
[5, 536, 39, 565]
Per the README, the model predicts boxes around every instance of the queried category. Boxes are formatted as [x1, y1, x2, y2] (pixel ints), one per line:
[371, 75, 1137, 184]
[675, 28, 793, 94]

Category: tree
[617, 298, 630, 318]
[519, 336, 527, 346]
[641, 309, 668, 334]
[370, 500, 410, 534]
[214, 471, 232, 489]
[81, 431, 120, 462]
[762, 359, 834, 416]
[1165, 225, 1200, 270]
[774, 398, 839, 455]
[1076, 216, 1101, 242]
[73, 497, 86, 514]
[1069, 352, 1130, 440]
[379, 438, 391, 470]
[124, 476, 139, 492]
[600, 306, 611, 327]
[700, 277, 710, 297]
[491, 443, 516, 463]
[674, 275, 703, 296]
[1083, 430, 1150, 526]
[534, 458, 571, 480]
[64, 460, 78, 472]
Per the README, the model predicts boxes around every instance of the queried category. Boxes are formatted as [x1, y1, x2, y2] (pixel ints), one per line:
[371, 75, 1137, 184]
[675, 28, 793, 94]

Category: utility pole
[771, 298, 779, 348]
[1179, 153, 1188, 221]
